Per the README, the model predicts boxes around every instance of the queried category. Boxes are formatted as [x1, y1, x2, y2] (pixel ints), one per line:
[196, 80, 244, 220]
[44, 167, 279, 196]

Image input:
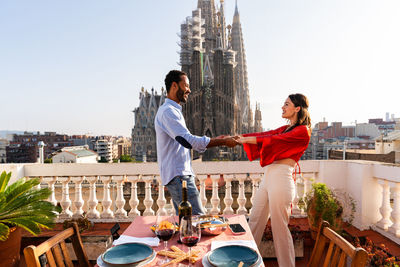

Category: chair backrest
[308, 221, 368, 267]
[24, 222, 91, 267]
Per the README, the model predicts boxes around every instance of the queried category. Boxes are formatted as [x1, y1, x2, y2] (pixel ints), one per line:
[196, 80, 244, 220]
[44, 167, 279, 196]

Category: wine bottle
[178, 180, 192, 227]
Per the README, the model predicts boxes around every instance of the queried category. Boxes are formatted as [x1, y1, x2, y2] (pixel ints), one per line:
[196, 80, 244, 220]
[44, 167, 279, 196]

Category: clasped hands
[215, 135, 247, 147]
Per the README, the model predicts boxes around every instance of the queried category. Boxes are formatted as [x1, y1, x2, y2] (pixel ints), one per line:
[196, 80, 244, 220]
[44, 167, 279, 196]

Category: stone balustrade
[1, 159, 400, 244]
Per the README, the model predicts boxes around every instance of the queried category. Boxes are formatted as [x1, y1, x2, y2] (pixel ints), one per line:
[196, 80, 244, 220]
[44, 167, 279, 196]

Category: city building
[6, 132, 73, 163]
[375, 130, 400, 155]
[305, 120, 376, 160]
[355, 123, 380, 139]
[93, 139, 113, 163]
[6, 143, 37, 163]
[52, 145, 98, 163]
[131, 88, 165, 162]
[179, 0, 262, 160]
[369, 118, 396, 134]
[0, 139, 9, 163]
[70, 135, 97, 150]
[116, 137, 132, 159]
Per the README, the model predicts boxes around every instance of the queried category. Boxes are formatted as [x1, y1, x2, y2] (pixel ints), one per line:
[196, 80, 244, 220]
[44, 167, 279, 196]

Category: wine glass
[155, 215, 176, 264]
[179, 216, 201, 267]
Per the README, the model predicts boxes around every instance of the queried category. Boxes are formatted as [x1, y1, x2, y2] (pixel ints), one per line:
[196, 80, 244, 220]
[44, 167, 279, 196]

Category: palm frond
[1, 187, 52, 212]
[0, 171, 11, 193]
[4, 178, 41, 206]
[0, 223, 10, 241]
[0, 172, 59, 241]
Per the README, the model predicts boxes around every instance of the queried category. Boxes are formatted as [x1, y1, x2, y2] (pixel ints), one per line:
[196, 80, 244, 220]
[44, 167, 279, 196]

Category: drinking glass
[155, 215, 176, 264]
[179, 216, 201, 267]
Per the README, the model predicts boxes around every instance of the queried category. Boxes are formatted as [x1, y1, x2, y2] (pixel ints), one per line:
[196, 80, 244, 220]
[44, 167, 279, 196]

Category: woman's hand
[237, 136, 257, 144]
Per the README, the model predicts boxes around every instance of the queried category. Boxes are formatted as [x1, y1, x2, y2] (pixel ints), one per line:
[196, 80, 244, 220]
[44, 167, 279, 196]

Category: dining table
[96, 214, 265, 267]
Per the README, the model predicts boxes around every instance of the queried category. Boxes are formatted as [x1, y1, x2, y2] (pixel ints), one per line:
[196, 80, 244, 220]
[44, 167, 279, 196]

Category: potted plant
[0, 171, 60, 267]
[301, 182, 355, 239]
[353, 237, 400, 267]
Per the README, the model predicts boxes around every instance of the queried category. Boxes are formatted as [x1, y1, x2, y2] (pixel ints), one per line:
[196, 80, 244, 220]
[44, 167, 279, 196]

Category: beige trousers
[249, 164, 295, 267]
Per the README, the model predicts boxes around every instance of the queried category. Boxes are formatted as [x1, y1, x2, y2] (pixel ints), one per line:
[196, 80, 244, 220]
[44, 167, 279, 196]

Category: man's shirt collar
[165, 98, 182, 110]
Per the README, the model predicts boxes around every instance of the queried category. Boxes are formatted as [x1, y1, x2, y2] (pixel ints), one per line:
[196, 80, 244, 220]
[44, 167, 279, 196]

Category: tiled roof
[64, 149, 97, 158]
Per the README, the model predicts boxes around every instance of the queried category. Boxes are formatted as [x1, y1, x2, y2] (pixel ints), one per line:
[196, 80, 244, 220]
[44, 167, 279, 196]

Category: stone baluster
[86, 176, 100, 219]
[197, 174, 208, 214]
[100, 176, 114, 219]
[223, 174, 234, 215]
[72, 176, 85, 219]
[143, 176, 155, 216]
[389, 182, 400, 236]
[114, 175, 127, 219]
[236, 174, 247, 215]
[210, 175, 220, 215]
[58, 176, 73, 220]
[128, 176, 140, 219]
[303, 174, 312, 196]
[156, 176, 167, 216]
[292, 175, 302, 215]
[249, 173, 262, 214]
[45, 176, 58, 207]
[376, 180, 393, 230]
[302, 174, 312, 213]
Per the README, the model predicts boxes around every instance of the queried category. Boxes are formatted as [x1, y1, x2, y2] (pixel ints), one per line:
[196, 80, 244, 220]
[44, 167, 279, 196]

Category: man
[155, 70, 239, 215]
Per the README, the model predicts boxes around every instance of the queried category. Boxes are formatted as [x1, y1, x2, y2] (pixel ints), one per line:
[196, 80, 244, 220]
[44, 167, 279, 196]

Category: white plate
[202, 250, 263, 267]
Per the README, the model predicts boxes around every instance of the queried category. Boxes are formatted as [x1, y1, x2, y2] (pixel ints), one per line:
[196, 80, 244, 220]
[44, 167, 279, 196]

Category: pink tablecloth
[115, 214, 261, 266]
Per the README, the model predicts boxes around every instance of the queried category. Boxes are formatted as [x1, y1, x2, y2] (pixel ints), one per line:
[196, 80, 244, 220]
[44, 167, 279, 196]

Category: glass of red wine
[155, 215, 176, 264]
[179, 216, 201, 267]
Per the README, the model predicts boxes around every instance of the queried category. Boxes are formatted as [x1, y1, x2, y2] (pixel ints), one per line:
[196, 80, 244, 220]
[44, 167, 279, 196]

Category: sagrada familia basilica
[132, 0, 262, 161]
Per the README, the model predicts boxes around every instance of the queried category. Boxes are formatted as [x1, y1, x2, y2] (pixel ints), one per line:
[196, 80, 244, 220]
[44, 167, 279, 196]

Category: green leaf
[0, 171, 11, 193]
[0, 223, 9, 241]
[0, 172, 59, 240]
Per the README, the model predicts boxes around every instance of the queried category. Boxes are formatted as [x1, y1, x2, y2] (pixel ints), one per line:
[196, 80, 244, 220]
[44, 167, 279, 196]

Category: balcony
[2, 160, 400, 265]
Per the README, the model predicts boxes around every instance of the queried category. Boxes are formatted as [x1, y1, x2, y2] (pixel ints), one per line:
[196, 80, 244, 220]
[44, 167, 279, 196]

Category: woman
[238, 93, 311, 267]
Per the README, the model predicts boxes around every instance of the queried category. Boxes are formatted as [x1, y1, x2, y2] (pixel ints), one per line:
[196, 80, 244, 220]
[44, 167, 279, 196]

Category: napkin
[113, 235, 160, 247]
[211, 240, 258, 251]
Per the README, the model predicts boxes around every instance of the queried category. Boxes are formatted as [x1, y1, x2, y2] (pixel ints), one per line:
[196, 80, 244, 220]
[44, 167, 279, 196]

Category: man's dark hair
[165, 70, 187, 93]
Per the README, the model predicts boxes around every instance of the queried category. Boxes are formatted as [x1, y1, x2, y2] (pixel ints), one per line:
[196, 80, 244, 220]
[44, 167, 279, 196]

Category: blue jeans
[165, 175, 205, 216]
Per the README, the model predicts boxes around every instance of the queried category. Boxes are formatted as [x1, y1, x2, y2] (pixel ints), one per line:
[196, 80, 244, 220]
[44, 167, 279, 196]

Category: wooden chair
[24, 222, 91, 267]
[308, 221, 368, 267]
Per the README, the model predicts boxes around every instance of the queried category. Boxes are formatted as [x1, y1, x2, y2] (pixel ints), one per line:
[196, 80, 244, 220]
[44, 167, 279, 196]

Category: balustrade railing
[1, 160, 400, 244]
[33, 172, 313, 223]
[373, 177, 400, 244]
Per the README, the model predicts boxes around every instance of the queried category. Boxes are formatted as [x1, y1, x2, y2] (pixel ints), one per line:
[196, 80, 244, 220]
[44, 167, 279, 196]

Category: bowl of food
[150, 221, 179, 234]
[196, 215, 227, 236]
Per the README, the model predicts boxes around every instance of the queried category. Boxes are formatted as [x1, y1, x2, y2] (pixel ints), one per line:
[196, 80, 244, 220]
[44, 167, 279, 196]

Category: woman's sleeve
[257, 126, 311, 165]
[243, 126, 310, 164]
[241, 126, 285, 160]
[242, 125, 287, 137]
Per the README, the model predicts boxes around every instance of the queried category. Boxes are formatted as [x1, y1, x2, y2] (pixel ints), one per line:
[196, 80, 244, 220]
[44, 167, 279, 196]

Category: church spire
[219, 0, 226, 49]
[233, 0, 240, 23]
[235, 0, 239, 16]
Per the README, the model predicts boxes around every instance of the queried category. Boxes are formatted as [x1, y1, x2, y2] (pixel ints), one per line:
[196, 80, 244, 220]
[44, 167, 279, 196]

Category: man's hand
[207, 135, 241, 148]
[223, 136, 241, 147]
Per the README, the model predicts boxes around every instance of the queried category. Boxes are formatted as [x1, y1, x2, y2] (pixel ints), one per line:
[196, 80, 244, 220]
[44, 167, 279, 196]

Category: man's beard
[176, 85, 187, 103]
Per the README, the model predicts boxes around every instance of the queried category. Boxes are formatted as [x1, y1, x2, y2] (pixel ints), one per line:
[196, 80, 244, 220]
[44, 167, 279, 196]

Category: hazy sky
[1, 0, 399, 136]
